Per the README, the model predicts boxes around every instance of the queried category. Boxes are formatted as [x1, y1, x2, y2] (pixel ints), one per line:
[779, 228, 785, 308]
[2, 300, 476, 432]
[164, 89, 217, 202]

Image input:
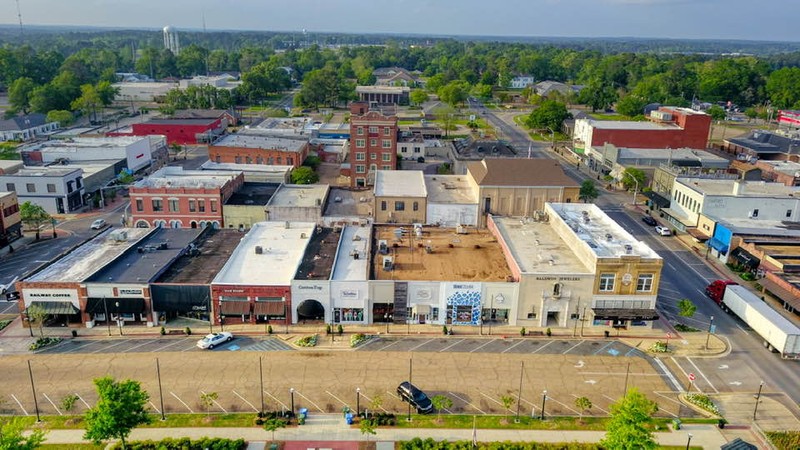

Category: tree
[84, 377, 151, 450]
[295, 66, 354, 109]
[579, 180, 599, 203]
[290, 166, 319, 185]
[616, 95, 648, 117]
[621, 168, 646, 192]
[575, 396, 592, 422]
[744, 107, 758, 123]
[601, 388, 658, 450]
[430, 395, 452, 423]
[359, 418, 377, 442]
[61, 393, 79, 413]
[438, 80, 469, 107]
[263, 417, 287, 442]
[499, 394, 515, 417]
[369, 394, 383, 416]
[26, 304, 47, 338]
[8, 77, 37, 114]
[302, 155, 322, 170]
[46, 110, 74, 127]
[707, 105, 726, 122]
[678, 299, 697, 318]
[71, 83, 103, 123]
[470, 83, 493, 101]
[20, 201, 52, 241]
[0, 417, 47, 450]
[578, 80, 618, 112]
[200, 392, 218, 418]
[525, 99, 569, 131]
[433, 105, 457, 138]
[410, 89, 429, 106]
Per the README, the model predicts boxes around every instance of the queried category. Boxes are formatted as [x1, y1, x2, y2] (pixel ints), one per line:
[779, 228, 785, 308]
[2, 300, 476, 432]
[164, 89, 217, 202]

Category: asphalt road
[467, 98, 548, 157]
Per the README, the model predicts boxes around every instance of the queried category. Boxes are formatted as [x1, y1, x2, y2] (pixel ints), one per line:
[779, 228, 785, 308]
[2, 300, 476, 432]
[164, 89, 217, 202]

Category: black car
[642, 216, 657, 226]
[396, 381, 433, 414]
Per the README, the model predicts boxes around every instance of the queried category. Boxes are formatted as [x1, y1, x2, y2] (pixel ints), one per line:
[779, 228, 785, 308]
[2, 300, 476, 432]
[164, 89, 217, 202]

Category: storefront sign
[118, 288, 143, 296]
[415, 289, 432, 300]
[340, 289, 359, 299]
[298, 285, 324, 291]
[23, 288, 79, 306]
[535, 276, 583, 281]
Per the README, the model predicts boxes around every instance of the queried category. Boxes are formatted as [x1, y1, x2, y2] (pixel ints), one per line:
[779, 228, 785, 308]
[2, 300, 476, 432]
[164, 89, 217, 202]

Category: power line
[15, 0, 24, 36]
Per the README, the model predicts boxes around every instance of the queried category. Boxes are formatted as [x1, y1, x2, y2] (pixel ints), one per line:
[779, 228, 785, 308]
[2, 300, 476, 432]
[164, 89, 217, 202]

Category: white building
[23, 136, 155, 172]
[510, 76, 535, 89]
[424, 175, 479, 227]
[0, 114, 59, 142]
[1, 167, 85, 214]
[163, 25, 180, 55]
[113, 82, 179, 103]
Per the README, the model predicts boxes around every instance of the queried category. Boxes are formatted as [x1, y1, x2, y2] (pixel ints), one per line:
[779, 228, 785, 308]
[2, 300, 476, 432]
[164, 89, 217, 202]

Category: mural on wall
[447, 288, 481, 325]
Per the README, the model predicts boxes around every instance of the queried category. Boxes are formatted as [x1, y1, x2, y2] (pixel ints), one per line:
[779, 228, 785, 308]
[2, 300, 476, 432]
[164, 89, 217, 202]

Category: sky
[1, 0, 799, 42]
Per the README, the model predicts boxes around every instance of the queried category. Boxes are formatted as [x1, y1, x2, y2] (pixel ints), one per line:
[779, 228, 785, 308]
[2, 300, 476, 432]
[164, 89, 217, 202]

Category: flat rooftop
[424, 175, 478, 204]
[225, 182, 280, 206]
[212, 134, 307, 152]
[25, 136, 148, 151]
[27, 228, 153, 282]
[374, 170, 427, 197]
[13, 166, 82, 177]
[212, 221, 315, 285]
[549, 203, 661, 260]
[599, 147, 729, 164]
[332, 226, 370, 281]
[717, 218, 800, 238]
[589, 120, 678, 130]
[247, 117, 312, 135]
[323, 188, 373, 217]
[201, 161, 292, 174]
[134, 167, 239, 189]
[678, 179, 800, 197]
[267, 184, 329, 208]
[145, 118, 218, 126]
[87, 228, 203, 283]
[294, 227, 338, 281]
[492, 217, 592, 274]
[155, 230, 246, 284]
[356, 86, 410, 94]
[371, 225, 512, 281]
[759, 160, 800, 175]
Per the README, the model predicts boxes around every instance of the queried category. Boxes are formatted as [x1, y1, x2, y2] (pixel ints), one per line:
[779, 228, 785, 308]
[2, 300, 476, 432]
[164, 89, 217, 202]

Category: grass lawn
[394, 414, 672, 432]
[18, 413, 260, 430]
[39, 445, 104, 450]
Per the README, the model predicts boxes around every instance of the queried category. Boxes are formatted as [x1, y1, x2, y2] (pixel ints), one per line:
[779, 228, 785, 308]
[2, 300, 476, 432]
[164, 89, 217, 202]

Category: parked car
[396, 381, 433, 414]
[655, 226, 672, 236]
[90, 219, 106, 229]
[641, 216, 657, 226]
[196, 332, 233, 349]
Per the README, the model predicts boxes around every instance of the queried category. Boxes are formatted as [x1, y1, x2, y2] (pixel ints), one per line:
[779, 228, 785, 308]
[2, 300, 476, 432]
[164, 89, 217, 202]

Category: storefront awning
[220, 301, 250, 315]
[254, 301, 285, 316]
[151, 285, 210, 313]
[685, 227, 710, 241]
[730, 247, 760, 269]
[25, 301, 79, 315]
[660, 208, 695, 227]
[86, 298, 145, 314]
[708, 238, 729, 254]
[759, 278, 800, 311]
[643, 191, 670, 208]
[592, 308, 659, 321]
[412, 304, 431, 315]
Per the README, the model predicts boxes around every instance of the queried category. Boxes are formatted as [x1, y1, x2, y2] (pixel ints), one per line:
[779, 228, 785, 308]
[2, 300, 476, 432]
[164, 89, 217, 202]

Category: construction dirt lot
[372, 226, 513, 282]
[0, 350, 685, 419]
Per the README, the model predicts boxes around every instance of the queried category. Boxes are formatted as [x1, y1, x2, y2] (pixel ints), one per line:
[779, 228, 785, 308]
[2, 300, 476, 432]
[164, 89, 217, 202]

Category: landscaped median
[392, 414, 673, 431]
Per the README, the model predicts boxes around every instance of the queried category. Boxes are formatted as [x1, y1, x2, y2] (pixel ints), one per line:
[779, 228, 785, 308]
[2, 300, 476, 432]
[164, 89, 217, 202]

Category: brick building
[348, 102, 399, 187]
[208, 134, 309, 168]
[129, 167, 244, 229]
[0, 191, 21, 247]
[108, 116, 226, 145]
[573, 107, 711, 152]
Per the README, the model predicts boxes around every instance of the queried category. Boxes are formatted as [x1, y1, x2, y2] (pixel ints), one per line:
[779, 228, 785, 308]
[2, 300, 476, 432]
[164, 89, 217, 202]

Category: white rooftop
[267, 184, 329, 208]
[135, 167, 239, 189]
[424, 175, 478, 204]
[595, 146, 729, 164]
[331, 226, 370, 281]
[492, 217, 591, 274]
[356, 86, 410, 94]
[27, 228, 152, 282]
[200, 161, 292, 174]
[759, 160, 800, 176]
[24, 136, 148, 151]
[589, 120, 677, 130]
[374, 170, 427, 197]
[677, 179, 800, 197]
[245, 117, 313, 135]
[714, 217, 800, 238]
[12, 166, 82, 177]
[212, 221, 315, 285]
[548, 203, 661, 260]
[213, 134, 307, 152]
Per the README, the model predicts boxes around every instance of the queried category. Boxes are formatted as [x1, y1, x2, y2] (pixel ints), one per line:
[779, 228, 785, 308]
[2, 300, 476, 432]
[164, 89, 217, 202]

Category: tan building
[0, 191, 22, 247]
[466, 159, 580, 227]
[373, 170, 427, 224]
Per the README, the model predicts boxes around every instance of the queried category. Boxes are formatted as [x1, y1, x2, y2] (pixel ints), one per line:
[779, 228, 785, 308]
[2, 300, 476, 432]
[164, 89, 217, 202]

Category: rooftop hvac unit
[315, 198, 322, 206]
[624, 244, 633, 254]
[301, 233, 307, 239]
[108, 229, 129, 242]
[456, 225, 468, 235]
[255, 246, 263, 254]
[605, 233, 613, 241]
[285, 221, 291, 229]
[382, 256, 394, 271]
[334, 196, 342, 203]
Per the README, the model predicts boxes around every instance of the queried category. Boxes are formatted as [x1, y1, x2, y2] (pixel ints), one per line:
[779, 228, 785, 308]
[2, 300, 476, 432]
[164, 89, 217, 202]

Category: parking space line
[59, 341, 98, 354]
[122, 339, 161, 353]
[201, 390, 228, 413]
[90, 340, 130, 354]
[170, 391, 194, 413]
[652, 392, 680, 417]
[42, 393, 61, 415]
[652, 391, 683, 406]
[11, 394, 28, 415]
[439, 339, 464, 352]
[531, 341, 555, 354]
[375, 340, 402, 351]
[570, 394, 609, 415]
[562, 340, 585, 354]
[232, 390, 259, 412]
[479, 392, 513, 413]
[325, 390, 350, 409]
[152, 338, 189, 352]
[76, 393, 91, 409]
[469, 340, 496, 353]
[686, 357, 718, 394]
[149, 401, 161, 414]
[355, 392, 389, 413]
[592, 342, 614, 355]
[408, 339, 435, 352]
[385, 390, 402, 401]
[501, 340, 527, 354]
[294, 390, 324, 413]
[448, 391, 485, 414]
[545, 395, 579, 414]
[264, 391, 289, 410]
[624, 347, 639, 357]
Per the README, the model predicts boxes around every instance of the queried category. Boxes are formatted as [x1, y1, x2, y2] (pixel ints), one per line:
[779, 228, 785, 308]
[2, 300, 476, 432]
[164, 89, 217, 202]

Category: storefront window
[334, 308, 364, 322]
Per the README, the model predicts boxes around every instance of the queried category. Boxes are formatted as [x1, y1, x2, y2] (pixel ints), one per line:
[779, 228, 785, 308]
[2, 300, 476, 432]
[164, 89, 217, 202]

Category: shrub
[350, 333, 369, 347]
[649, 341, 669, 353]
[159, 326, 166, 336]
[545, 327, 552, 337]
[184, 326, 192, 336]
[739, 272, 756, 281]
[325, 324, 332, 335]
[766, 431, 800, 450]
[267, 325, 273, 334]
[29, 337, 62, 351]
[337, 324, 344, 335]
[110, 437, 246, 449]
[0, 319, 11, 331]
[295, 334, 318, 347]
[442, 325, 449, 335]
[520, 327, 526, 336]
[685, 393, 721, 415]
[674, 323, 700, 332]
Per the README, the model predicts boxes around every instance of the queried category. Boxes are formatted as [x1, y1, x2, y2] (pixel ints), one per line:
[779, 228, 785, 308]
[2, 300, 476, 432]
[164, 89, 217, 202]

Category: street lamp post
[685, 433, 693, 450]
[624, 172, 640, 206]
[356, 387, 361, 416]
[488, 294, 495, 336]
[289, 388, 295, 416]
[753, 380, 764, 420]
[103, 297, 111, 336]
[115, 301, 123, 336]
[705, 315, 715, 349]
[540, 390, 547, 420]
[515, 362, 524, 423]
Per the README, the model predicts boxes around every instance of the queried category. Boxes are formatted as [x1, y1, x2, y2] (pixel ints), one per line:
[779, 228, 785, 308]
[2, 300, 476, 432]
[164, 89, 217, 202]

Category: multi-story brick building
[0, 191, 21, 247]
[574, 107, 711, 152]
[208, 134, 308, 168]
[129, 167, 244, 229]
[108, 115, 226, 145]
[348, 102, 399, 187]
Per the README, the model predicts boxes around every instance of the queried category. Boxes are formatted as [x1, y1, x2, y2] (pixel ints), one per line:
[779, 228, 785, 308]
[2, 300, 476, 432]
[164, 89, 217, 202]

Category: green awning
[25, 301, 80, 315]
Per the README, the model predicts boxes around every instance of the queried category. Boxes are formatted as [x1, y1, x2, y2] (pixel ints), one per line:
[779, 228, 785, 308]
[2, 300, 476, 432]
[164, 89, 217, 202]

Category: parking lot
[36, 336, 293, 354]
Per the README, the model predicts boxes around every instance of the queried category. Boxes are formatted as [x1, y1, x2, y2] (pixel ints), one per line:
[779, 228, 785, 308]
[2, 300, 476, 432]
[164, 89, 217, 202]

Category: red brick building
[129, 167, 244, 229]
[109, 117, 226, 145]
[574, 107, 712, 152]
[348, 102, 399, 187]
[208, 134, 309, 168]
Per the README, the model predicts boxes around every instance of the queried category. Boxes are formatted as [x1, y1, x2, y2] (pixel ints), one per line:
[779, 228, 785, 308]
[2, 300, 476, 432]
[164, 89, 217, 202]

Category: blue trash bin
[345, 412, 353, 425]
[299, 407, 308, 417]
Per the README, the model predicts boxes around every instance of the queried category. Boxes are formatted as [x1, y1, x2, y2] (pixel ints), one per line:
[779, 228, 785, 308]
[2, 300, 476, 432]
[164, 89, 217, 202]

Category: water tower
[163, 25, 180, 55]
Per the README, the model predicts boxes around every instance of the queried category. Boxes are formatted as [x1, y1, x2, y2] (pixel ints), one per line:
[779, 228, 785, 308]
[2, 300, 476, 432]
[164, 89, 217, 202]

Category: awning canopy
[254, 301, 285, 316]
[220, 301, 250, 315]
[643, 191, 671, 208]
[592, 308, 659, 321]
[759, 278, 800, 311]
[25, 301, 79, 315]
[730, 247, 760, 269]
[86, 298, 145, 314]
[685, 227, 710, 241]
[708, 237, 729, 253]
[412, 304, 431, 315]
[660, 208, 695, 227]
[151, 285, 210, 313]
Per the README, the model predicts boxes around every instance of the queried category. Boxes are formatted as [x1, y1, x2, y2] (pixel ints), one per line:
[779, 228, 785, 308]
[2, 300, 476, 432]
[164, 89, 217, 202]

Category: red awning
[220, 301, 250, 315]
[254, 302, 285, 316]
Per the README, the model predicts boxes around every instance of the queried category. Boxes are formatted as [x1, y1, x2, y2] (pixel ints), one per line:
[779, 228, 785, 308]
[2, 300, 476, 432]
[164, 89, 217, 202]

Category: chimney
[732, 180, 745, 196]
